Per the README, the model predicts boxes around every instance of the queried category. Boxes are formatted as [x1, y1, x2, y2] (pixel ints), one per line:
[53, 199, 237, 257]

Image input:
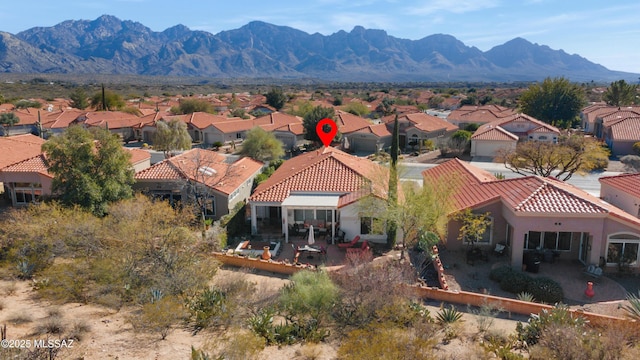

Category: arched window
[606, 233, 640, 266]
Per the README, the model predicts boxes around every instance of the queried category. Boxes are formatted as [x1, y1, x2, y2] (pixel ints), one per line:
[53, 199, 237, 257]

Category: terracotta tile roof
[600, 173, 640, 199]
[135, 149, 263, 195]
[448, 105, 515, 123]
[257, 112, 304, 133]
[513, 180, 603, 214]
[601, 110, 640, 126]
[585, 107, 618, 125]
[41, 109, 87, 129]
[472, 113, 558, 140]
[0, 134, 46, 169]
[183, 112, 232, 129]
[401, 112, 458, 132]
[471, 126, 519, 141]
[607, 116, 640, 141]
[528, 126, 557, 134]
[3, 146, 151, 179]
[250, 147, 387, 205]
[335, 111, 372, 134]
[13, 108, 40, 125]
[423, 160, 640, 227]
[1, 154, 52, 178]
[81, 111, 144, 129]
[127, 148, 151, 165]
[363, 123, 392, 137]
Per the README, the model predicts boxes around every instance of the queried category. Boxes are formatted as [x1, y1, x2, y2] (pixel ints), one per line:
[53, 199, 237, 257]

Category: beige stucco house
[134, 149, 263, 220]
[423, 159, 640, 272]
[248, 147, 388, 244]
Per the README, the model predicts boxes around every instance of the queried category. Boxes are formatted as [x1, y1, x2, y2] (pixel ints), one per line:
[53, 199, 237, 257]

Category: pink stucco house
[423, 159, 640, 272]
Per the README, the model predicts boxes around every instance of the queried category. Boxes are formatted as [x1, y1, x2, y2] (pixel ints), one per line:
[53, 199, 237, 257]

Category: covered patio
[250, 193, 341, 244]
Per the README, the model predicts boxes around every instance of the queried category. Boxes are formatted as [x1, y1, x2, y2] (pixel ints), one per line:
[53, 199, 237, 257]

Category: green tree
[286, 99, 314, 117]
[359, 173, 459, 258]
[42, 126, 135, 215]
[239, 127, 284, 162]
[265, 88, 287, 110]
[603, 79, 638, 106]
[153, 119, 192, 158]
[518, 77, 586, 127]
[343, 102, 371, 117]
[90, 89, 126, 111]
[453, 209, 491, 248]
[496, 136, 609, 181]
[69, 88, 89, 110]
[14, 99, 42, 109]
[386, 115, 399, 248]
[376, 97, 396, 115]
[303, 106, 336, 143]
[172, 99, 214, 114]
[0, 113, 20, 134]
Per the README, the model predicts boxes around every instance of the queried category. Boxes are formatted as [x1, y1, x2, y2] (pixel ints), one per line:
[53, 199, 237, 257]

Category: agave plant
[149, 288, 164, 304]
[622, 291, 640, 320]
[16, 260, 35, 279]
[436, 305, 463, 324]
[517, 291, 536, 303]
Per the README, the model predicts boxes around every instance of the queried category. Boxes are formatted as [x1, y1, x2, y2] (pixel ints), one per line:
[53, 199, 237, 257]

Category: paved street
[400, 161, 622, 197]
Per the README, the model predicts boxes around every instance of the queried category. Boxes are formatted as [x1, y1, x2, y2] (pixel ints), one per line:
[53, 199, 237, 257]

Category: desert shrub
[35, 315, 65, 335]
[633, 142, 640, 155]
[436, 305, 463, 325]
[516, 304, 586, 346]
[337, 322, 437, 360]
[331, 260, 417, 328]
[248, 307, 329, 345]
[68, 320, 91, 341]
[499, 271, 531, 294]
[9, 239, 54, 279]
[529, 324, 621, 360]
[526, 277, 564, 304]
[622, 290, 640, 320]
[37, 261, 90, 303]
[489, 265, 515, 282]
[375, 301, 432, 327]
[482, 333, 524, 359]
[248, 308, 277, 345]
[279, 270, 338, 328]
[187, 287, 228, 331]
[6, 311, 32, 324]
[212, 328, 266, 360]
[131, 295, 187, 340]
[471, 301, 503, 333]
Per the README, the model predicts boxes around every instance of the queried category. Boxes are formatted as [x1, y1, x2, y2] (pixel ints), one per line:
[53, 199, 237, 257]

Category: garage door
[354, 138, 378, 152]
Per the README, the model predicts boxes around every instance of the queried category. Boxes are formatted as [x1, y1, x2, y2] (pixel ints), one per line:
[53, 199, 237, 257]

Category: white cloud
[406, 0, 500, 15]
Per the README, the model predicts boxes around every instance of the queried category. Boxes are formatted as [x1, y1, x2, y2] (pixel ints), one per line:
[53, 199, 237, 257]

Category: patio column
[510, 228, 527, 268]
[282, 206, 289, 243]
[331, 209, 335, 244]
[250, 203, 257, 235]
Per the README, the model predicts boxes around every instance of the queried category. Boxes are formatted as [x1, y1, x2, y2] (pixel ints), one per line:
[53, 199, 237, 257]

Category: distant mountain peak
[3, 16, 637, 82]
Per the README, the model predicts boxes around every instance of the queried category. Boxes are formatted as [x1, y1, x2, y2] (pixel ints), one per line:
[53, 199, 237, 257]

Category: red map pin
[316, 118, 338, 147]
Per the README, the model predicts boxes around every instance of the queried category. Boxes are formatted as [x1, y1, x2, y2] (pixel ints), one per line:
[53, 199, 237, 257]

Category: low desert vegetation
[2, 197, 640, 359]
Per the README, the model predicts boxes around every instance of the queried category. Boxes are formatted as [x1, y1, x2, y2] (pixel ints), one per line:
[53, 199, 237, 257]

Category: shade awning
[281, 194, 340, 208]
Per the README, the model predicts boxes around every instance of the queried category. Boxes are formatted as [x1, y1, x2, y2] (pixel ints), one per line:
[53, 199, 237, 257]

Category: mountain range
[0, 15, 636, 82]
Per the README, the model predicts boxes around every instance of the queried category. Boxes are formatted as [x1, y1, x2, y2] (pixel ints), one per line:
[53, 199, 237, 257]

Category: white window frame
[606, 232, 640, 267]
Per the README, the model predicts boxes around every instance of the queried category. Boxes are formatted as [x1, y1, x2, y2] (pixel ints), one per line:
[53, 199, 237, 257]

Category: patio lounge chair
[346, 240, 369, 255]
[583, 264, 603, 279]
[338, 235, 361, 249]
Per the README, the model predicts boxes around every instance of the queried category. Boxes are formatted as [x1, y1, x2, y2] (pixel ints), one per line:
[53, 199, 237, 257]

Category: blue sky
[1, 0, 639, 74]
